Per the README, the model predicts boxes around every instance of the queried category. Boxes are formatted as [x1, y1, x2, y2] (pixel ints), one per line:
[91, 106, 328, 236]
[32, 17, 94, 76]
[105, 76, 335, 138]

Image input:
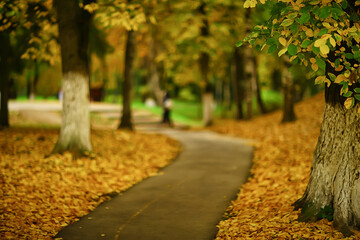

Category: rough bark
[232, 47, 244, 120]
[281, 58, 296, 123]
[52, 0, 92, 156]
[294, 101, 360, 236]
[119, 29, 135, 130]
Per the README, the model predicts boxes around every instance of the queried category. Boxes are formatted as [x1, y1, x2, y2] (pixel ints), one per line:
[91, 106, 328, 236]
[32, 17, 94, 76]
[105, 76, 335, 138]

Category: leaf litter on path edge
[0, 128, 180, 239]
[210, 93, 360, 240]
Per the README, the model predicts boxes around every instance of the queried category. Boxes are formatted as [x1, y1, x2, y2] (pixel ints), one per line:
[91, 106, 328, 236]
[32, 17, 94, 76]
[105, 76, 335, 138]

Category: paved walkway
[55, 129, 253, 240]
[9, 101, 253, 239]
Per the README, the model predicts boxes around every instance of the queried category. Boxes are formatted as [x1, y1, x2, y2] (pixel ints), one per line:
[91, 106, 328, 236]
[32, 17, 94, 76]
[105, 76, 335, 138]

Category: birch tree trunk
[52, 0, 92, 156]
[148, 24, 163, 106]
[119, 29, 135, 130]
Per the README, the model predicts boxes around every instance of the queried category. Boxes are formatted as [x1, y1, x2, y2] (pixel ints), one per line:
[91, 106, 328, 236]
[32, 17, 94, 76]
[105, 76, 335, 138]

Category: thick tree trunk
[119, 29, 135, 130]
[281, 59, 296, 122]
[52, 0, 92, 156]
[232, 47, 244, 120]
[294, 100, 360, 236]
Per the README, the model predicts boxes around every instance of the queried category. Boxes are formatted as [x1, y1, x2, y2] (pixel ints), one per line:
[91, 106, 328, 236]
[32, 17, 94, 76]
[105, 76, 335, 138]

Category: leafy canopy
[239, 0, 360, 109]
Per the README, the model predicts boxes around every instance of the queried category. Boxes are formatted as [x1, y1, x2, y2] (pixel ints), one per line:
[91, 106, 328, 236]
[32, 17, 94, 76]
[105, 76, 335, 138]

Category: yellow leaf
[314, 38, 326, 48]
[278, 48, 288, 57]
[320, 45, 330, 55]
[329, 37, 336, 47]
[344, 97, 354, 109]
[314, 75, 326, 84]
[279, 37, 287, 46]
[334, 74, 347, 83]
[305, 29, 314, 37]
[310, 58, 316, 64]
[311, 63, 319, 71]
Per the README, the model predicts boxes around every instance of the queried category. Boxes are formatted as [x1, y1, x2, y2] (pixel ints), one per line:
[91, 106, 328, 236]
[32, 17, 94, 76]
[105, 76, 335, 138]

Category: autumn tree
[0, 0, 54, 128]
[52, 0, 94, 156]
[240, 0, 360, 235]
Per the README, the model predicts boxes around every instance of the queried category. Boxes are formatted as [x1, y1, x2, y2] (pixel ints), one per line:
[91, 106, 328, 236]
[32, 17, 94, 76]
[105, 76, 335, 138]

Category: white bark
[53, 72, 92, 154]
[202, 93, 214, 127]
[297, 102, 360, 234]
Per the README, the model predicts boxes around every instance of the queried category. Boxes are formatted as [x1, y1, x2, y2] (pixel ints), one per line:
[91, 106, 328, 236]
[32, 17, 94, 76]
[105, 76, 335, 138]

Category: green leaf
[343, 91, 353, 98]
[301, 39, 312, 48]
[335, 58, 341, 68]
[354, 88, 360, 93]
[345, 53, 354, 59]
[299, 12, 311, 24]
[288, 43, 297, 56]
[354, 94, 360, 101]
[312, 45, 320, 55]
[281, 18, 294, 27]
[268, 44, 277, 54]
[318, 28, 328, 36]
[319, 6, 331, 19]
[328, 73, 336, 81]
[236, 40, 244, 47]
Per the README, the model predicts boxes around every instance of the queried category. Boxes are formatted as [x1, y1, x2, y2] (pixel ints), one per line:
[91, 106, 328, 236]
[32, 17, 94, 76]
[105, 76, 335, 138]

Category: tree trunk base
[293, 102, 360, 237]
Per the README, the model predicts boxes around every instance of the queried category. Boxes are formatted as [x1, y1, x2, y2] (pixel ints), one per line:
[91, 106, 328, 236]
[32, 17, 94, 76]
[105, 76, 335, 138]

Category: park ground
[1, 93, 360, 239]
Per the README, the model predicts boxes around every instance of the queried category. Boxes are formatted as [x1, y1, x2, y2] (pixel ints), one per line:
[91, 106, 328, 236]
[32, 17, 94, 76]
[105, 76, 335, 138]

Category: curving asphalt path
[55, 128, 253, 240]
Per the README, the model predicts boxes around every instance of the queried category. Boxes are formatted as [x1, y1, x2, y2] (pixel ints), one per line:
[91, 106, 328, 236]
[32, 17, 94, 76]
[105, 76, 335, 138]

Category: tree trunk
[148, 24, 163, 106]
[0, 67, 10, 128]
[52, 0, 92, 157]
[253, 57, 267, 114]
[198, 2, 214, 126]
[294, 98, 360, 236]
[0, 33, 11, 128]
[232, 47, 244, 120]
[244, 46, 254, 119]
[243, 9, 255, 119]
[281, 58, 296, 122]
[119, 29, 135, 130]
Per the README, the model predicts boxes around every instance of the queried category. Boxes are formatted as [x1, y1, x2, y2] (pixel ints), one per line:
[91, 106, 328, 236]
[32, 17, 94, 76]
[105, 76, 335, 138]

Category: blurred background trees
[1, 0, 322, 128]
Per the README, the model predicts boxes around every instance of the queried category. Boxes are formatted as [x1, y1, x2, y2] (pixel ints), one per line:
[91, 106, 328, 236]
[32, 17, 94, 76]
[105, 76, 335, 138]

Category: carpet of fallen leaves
[0, 128, 180, 239]
[211, 93, 360, 240]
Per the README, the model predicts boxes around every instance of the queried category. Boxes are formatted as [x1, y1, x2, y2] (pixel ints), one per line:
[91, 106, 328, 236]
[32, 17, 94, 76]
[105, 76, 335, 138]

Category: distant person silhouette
[162, 91, 173, 127]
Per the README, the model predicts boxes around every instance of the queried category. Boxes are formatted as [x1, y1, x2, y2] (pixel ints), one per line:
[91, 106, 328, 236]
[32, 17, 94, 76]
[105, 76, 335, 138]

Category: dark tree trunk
[0, 33, 11, 128]
[253, 57, 267, 114]
[119, 29, 135, 130]
[232, 47, 244, 120]
[52, 0, 93, 157]
[243, 9, 255, 119]
[281, 58, 296, 123]
[198, 2, 214, 126]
